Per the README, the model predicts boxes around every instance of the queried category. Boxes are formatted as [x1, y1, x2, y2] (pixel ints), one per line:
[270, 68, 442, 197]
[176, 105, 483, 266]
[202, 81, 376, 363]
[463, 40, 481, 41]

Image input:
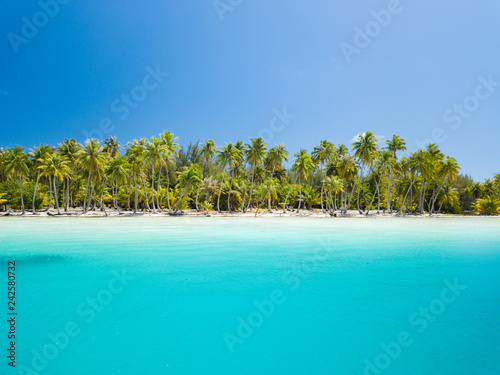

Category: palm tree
[38, 154, 71, 214]
[58, 139, 81, 211]
[290, 149, 315, 212]
[429, 156, 460, 215]
[242, 137, 267, 211]
[312, 140, 336, 212]
[474, 195, 500, 214]
[5, 146, 30, 214]
[366, 150, 395, 214]
[437, 185, 458, 213]
[125, 140, 143, 213]
[260, 178, 278, 211]
[196, 139, 216, 210]
[0, 148, 7, 183]
[384, 135, 406, 211]
[352, 132, 379, 213]
[482, 179, 497, 197]
[216, 143, 240, 212]
[103, 136, 121, 158]
[159, 131, 180, 211]
[175, 164, 201, 212]
[29, 144, 54, 212]
[323, 176, 344, 212]
[105, 156, 130, 212]
[200, 176, 217, 205]
[144, 137, 163, 212]
[80, 139, 107, 213]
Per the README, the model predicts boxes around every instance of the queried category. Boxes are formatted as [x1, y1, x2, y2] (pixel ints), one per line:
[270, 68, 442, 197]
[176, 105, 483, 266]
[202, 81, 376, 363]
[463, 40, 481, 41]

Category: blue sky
[1, 0, 499, 180]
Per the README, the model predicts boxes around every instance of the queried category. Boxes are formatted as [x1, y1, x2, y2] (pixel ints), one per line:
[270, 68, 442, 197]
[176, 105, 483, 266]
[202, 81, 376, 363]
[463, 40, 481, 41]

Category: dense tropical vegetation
[0, 131, 499, 215]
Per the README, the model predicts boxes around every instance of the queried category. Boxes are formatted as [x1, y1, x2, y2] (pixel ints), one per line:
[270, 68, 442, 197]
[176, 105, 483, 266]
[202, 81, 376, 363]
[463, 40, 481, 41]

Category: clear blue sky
[1, 0, 499, 180]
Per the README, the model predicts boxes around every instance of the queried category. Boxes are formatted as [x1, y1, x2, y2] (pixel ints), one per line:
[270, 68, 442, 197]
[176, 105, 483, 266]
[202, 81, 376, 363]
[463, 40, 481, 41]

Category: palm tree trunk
[430, 176, 448, 216]
[356, 168, 363, 213]
[245, 167, 256, 211]
[140, 173, 151, 211]
[83, 172, 91, 213]
[297, 178, 302, 212]
[283, 174, 299, 213]
[53, 177, 60, 215]
[19, 176, 25, 214]
[227, 172, 234, 211]
[48, 176, 53, 209]
[157, 163, 162, 210]
[175, 187, 187, 212]
[217, 174, 225, 213]
[32, 170, 40, 212]
[387, 169, 393, 212]
[134, 173, 138, 213]
[345, 175, 358, 215]
[165, 162, 172, 211]
[100, 178, 108, 216]
[150, 165, 156, 212]
[195, 163, 203, 211]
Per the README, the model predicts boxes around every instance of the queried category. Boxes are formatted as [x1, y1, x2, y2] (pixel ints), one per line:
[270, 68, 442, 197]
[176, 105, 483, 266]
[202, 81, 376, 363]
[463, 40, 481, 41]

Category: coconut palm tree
[474, 195, 500, 214]
[429, 156, 460, 215]
[482, 179, 497, 197]
[103, 136, 121, 158]
[195, 139, 217, 209]
[323, 176, 344, 212]
[352, 132, 379, 213]
[105, 155, 130, 212]
[175, 164, 201, 212]
[242, 137, 267, 211]
[384, 135, 406, 212]
[80, 139, 107, 213]
[38, 153, 70, 215]
[125, 140, 144, 213]
[312, 140, 336, 212]
[5, 146, 30, 214]
[159, 131, 180, 211]
[437, 185, 458, 213]
[216, 143, 240, 212]
[58, 139, 82, 211]
[290, 149, 315, 212]
[260, 178, 278, 211]
[29, 144, 54, 212]
[144, 137, 163, 212]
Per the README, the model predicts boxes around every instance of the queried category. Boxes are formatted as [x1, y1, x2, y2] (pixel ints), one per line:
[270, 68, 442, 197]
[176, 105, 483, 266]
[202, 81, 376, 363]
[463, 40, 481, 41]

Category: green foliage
[0, 180, 44, 210]
[474, 196, 500, 214]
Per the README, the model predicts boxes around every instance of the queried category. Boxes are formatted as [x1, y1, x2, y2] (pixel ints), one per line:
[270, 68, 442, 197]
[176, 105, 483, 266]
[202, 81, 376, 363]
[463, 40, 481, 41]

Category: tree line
[1, 131, 499, 215]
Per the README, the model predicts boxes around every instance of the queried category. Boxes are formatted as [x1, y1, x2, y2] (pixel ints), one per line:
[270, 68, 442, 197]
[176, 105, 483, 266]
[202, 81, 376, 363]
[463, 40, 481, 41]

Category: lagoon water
[1, 217, 500, 375]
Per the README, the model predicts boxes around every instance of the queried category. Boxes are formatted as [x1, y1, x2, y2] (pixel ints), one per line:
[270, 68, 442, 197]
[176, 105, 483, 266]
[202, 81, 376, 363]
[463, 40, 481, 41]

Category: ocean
[1, 217, 499, 374]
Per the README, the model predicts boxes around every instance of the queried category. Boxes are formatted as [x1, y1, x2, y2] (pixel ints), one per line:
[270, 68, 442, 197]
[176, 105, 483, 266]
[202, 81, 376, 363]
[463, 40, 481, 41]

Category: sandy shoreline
[0, 209, 495, 218]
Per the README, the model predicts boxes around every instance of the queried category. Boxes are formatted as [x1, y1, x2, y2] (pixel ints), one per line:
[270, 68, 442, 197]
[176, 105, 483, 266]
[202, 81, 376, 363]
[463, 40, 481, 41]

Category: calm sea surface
[1, 217, 499, 375]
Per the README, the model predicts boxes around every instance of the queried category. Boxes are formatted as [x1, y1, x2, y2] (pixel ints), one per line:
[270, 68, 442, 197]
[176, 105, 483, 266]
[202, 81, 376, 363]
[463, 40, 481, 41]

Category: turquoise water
[1, 217, 500, 375]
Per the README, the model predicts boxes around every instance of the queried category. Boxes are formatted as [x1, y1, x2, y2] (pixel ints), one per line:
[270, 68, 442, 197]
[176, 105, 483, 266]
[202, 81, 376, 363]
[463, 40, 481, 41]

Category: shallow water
[1, 217, 499, 375]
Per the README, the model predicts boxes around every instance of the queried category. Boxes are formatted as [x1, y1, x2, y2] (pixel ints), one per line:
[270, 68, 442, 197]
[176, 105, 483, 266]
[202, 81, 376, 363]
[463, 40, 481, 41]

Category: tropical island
[0, 131, 499, 217]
